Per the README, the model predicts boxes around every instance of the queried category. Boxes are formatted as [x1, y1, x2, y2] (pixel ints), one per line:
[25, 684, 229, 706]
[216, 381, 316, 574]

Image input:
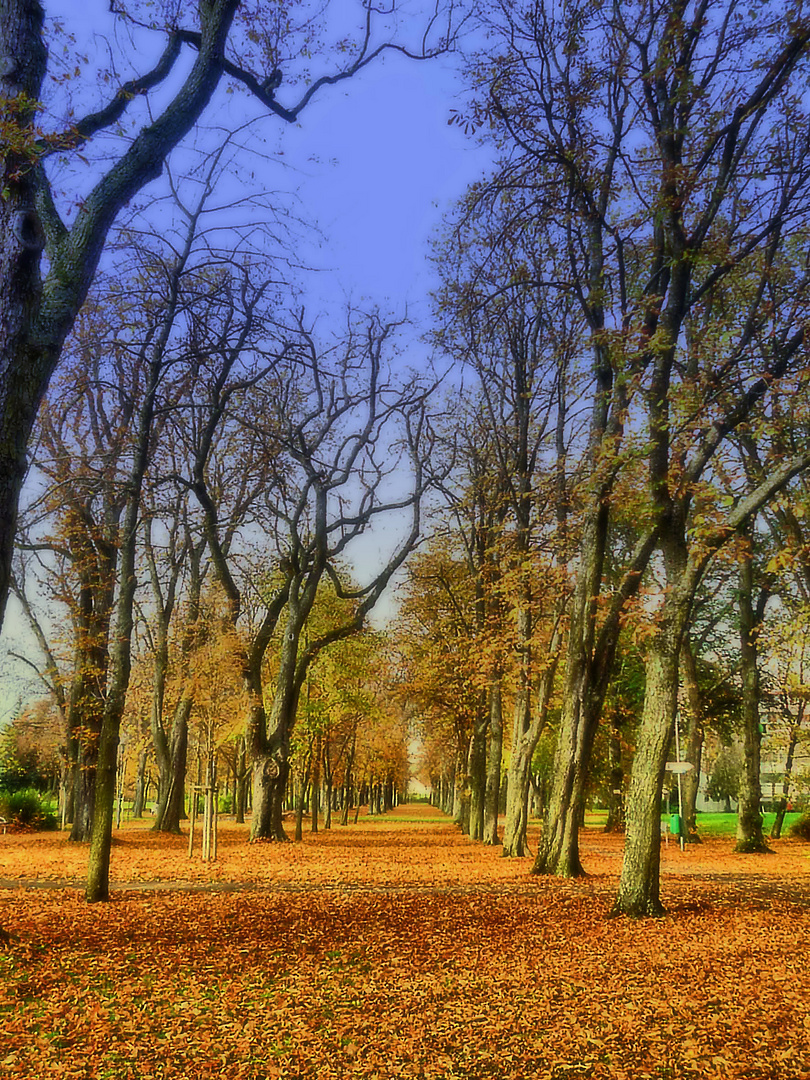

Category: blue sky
[44, 0, 491, 311]
[286, 54, 490, 309]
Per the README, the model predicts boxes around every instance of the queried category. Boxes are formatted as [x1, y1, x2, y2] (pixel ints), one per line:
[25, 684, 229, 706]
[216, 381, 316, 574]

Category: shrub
[0, 787, 58, 830]
[789, 814, 810, 841]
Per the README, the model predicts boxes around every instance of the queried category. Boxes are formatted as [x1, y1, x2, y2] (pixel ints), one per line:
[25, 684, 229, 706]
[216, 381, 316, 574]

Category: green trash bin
[670, 813, 682, 836]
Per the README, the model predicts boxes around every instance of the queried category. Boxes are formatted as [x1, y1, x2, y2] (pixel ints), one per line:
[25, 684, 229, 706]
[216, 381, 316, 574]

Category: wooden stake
[188, 788, 197, 859]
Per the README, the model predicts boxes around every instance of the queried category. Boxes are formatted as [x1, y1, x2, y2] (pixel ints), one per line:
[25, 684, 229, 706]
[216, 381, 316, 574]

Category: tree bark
[131, 746, 149, 818]
[251, 745, 289, 842]
[310, 733, 321, 834]
[613, 530, 692, 918]
[680, 638, 705, 841]
[153, 698, 190, 833]
[340, 730, 356, 826]
[294, 751, 311, 843]
[68, 750, 95, 843]
[612, 642, 681, 917]
[533, 507, 611, 878]
[467, 703, 488, 842]
[604, 718, 625, 834]
[235, 735, 249, 824]
[735, 548, 771, 854]
[0, 0, 48, 631]
[502, 667, 532, 857]
[452, 745, 468, 831]
[86, 725, 118, 902]
[771, 726, 799, 840]
[483, 680, 503, 845]
[67, 625, 110, 843]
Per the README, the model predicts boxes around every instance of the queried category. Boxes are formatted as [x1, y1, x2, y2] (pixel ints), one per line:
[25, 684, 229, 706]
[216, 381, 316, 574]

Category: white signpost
[665, 713, 696, 850]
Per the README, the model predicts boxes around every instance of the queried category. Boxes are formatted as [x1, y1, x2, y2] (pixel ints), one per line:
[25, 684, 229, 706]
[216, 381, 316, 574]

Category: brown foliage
[1, 808, 810, 1078]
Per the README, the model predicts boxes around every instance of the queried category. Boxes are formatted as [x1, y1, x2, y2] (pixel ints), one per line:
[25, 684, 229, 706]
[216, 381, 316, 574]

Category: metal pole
[675, 711, 685, 851]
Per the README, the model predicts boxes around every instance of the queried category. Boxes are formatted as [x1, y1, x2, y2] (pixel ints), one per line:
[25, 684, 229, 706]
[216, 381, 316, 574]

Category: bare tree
[0, 0, 461, 640]
[434, 197, 580, 854]
[452, 1, 810, 906]
[185, 304, 432, 839]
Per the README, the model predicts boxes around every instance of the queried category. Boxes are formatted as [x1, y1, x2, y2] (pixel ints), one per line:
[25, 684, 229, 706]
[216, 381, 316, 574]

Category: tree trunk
[452, 746, 468, 831]
[86, 344, 161, 901]
[69, 750, 95, 843]
[612, 641, 683, 917]
[468, 704, 488, 842]
[502, 717, 532, 858]
[148, 627, 172, 816]
[131, 746, 149, 818]
[771, 726, 799, 840]
[311, 734, 321, 834]
[532, 690, 596, 879]
[0, 0, 48, 633]
[322, 739, 333, 830]
[67, 669, 102, 841]
[251, 749, 289, 842]
[532, 655, 593, 877]
[680, 638, 704, 842]
[246, 578, 313, 842]
[86, 717, 119, 901]
[60, 759, 74, 828]
[735, 551, 771, 854]
[613, 532, 692, 918]
[148, 525, 203, 832]
[604, 718, 625, 833]
[533, 512, 608, 878]
[153, 700, 190, 833]
[502, 599, 536, 855]
[68, 638, 108, 843]
[506, 625, 563, 858]
[235, 735, 249, 824]
[442, 769, 453, 815]
[295, 768, 310, 842]
[483, 680, 503, 845]
[341, 731, 356, 826]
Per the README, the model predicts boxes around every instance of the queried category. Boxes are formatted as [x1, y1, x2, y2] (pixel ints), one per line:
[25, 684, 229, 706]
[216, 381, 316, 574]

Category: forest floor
[1, 805, 809, 1080]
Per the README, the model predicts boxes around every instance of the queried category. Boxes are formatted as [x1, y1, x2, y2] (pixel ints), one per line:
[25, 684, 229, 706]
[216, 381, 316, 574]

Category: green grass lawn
[692, 810, 802, 836]
[582, 808, 804, 836]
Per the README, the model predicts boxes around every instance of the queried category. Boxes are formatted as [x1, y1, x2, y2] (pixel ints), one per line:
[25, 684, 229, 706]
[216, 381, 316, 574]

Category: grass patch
[694, 811, 802, 836]
[358, 814, 448, 825]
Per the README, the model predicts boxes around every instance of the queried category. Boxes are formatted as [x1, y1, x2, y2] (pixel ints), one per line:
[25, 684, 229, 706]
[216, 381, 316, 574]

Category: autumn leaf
[2, 807, 810, 1079]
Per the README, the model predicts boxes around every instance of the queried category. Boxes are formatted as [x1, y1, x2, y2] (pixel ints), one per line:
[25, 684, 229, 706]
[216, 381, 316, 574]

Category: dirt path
[3, 804, 810, 906]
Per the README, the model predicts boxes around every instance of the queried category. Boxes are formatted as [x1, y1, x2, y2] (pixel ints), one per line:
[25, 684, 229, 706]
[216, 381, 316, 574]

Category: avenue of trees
[0, 0, 458, 904]
[399, 0, 810, 918]
[3, 0, 810, 924]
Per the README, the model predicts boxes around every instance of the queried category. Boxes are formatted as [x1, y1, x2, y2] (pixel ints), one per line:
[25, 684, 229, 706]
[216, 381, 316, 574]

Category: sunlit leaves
[2, 811, 810, 1077]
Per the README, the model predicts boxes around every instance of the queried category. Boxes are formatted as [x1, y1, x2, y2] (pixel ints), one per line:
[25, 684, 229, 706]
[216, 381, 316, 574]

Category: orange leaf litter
[2, 804, 810, 1079]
